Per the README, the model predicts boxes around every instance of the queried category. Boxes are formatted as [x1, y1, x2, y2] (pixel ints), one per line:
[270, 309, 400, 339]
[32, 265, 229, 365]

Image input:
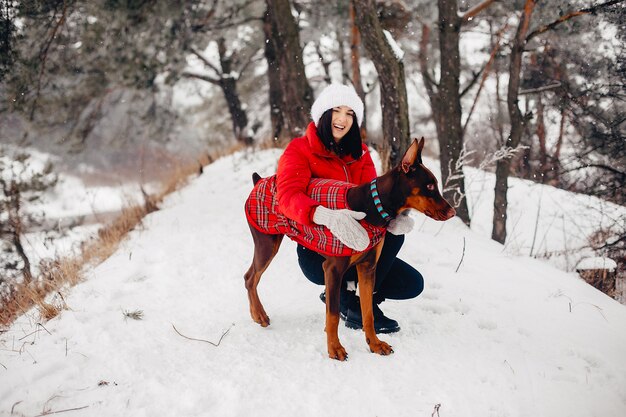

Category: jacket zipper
[314, 151, 353, 182]
[341, 163, 350, 182]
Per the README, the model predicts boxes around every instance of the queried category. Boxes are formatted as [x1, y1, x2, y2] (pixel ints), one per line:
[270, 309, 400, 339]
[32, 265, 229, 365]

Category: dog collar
[369, 179, 392, 224]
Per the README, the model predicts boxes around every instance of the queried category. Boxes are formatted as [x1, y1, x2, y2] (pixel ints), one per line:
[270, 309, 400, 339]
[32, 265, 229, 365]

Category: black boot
[321, 290, 400, 334]
[344, 299, 400, 334]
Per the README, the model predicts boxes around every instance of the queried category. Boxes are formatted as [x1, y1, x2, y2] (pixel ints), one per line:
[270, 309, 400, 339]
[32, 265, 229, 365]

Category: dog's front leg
[356, 244, 393, 356]
[323, 257, 351, 361]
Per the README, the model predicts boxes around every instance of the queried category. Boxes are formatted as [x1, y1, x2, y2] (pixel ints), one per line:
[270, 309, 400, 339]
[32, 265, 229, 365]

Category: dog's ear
[416, 137, 425, 164]
[401, 138, 419, 173]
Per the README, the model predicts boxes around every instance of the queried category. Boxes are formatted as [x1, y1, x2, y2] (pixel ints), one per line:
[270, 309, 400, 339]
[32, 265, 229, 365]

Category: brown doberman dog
[244, 138, 455, 360]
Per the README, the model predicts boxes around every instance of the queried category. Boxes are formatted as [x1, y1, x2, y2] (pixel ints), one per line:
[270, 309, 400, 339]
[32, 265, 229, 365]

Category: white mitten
[387, 212, 415, 235]
[313, 206, 369, 251]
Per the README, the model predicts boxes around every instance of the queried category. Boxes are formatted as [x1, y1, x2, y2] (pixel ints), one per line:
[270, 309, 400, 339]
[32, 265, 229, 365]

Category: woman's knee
[408, 269, 425, 298]
[381, 259, 424, 300]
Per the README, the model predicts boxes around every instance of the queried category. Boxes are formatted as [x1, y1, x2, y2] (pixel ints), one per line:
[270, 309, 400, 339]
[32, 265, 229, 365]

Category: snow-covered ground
[1, 146, 153, 272]
[22, 173, 152, 265]
[465, 164, 624, 273]
[2, 149, 625, 417]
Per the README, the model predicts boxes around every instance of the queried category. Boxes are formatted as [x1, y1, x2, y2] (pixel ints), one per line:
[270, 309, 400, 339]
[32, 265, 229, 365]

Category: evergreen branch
[29, 0, 68, 121]
[526, 0, 625, 42]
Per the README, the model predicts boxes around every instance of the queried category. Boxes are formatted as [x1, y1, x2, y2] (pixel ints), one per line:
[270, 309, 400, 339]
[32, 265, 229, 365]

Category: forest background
[0, 0, 624, 320]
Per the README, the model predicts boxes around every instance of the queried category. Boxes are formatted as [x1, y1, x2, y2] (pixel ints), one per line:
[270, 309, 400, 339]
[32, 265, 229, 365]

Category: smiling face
[331, 106, 355, 142]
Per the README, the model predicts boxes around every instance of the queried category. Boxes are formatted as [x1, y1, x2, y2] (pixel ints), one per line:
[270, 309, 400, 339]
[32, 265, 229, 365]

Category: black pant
[296, 233, 424, 303]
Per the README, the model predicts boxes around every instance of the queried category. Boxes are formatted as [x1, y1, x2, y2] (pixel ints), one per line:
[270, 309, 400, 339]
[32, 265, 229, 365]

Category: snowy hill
[2, 149, 626, 417]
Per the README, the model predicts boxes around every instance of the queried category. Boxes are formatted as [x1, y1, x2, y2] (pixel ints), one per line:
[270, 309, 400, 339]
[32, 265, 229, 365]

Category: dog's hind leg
[244, 225, 284, 327]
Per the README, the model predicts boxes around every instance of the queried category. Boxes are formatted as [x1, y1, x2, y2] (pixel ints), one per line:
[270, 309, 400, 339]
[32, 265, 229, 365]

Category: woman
[275, 83, 423, 334]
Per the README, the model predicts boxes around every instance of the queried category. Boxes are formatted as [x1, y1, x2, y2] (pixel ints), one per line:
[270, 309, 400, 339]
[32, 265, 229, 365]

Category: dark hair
[316, 109, 363, 160]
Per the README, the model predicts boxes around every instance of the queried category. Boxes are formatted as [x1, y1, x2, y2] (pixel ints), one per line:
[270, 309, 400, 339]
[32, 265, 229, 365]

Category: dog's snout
[445, 207, 456, 219]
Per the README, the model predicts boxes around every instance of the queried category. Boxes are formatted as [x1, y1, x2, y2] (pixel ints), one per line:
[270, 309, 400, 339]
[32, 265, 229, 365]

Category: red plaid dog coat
[245, 175, 386, 257]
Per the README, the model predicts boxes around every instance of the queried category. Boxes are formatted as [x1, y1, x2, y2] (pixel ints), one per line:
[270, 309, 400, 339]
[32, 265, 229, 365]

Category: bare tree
[184, 38, 262, 144]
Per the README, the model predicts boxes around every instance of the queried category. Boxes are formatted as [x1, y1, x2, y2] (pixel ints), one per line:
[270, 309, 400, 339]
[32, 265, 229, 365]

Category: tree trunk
[264, 0, 313, 145]
[492, 0, 537, 244]
[315, 43, 332, 85]
[549, 108, 566, 186]
[262, 9, 286, 143]
[492, 157, 510, 246]
[7, 184, 32, 283]
[436, 0, 470, 225]
[353, 0, 409, 170]
[336, 29, 349, 84]
[535, 92, 548, 182]
[217, 38, 250, 144]
[350, 1, 367, 138]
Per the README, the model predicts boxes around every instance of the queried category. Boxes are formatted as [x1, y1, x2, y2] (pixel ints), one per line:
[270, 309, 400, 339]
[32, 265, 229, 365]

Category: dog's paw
[255, 315, 270, 327]
[250, 307, 270, 327]
[328, 343, 348, 361]
[369, 340, 394, 356]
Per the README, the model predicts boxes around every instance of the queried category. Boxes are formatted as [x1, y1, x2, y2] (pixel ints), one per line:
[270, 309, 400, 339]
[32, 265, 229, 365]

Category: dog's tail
[252, 172, 262, 185]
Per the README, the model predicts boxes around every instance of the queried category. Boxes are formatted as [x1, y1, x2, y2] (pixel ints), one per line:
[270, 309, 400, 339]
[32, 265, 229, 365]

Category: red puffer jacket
[276, 121, 377, 225]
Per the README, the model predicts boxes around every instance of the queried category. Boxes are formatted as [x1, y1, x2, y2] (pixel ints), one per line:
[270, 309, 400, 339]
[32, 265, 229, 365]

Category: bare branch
[172, 323, 233, 347]
[418, 23, 438, 98]
[461, 0, 499, 24]
[315, 43, 332, 84]
[561, 163, 626, 177]
[455, 237, 466, 273]
[519, 82, 562, 95]
[189, 47, 222, 76]
[190, 0, 219, 30]
[190, 0, 261, 32]
[459, 69, 483, 98]
[192, 15, 263, 32]
[593, 234, 626, 251]
[237, 49, 265, 80]
[526, 0, 625, 42]
[462, 23, 509, 134]
[182, 72, 221, 86]
[33, 406, 89, 417]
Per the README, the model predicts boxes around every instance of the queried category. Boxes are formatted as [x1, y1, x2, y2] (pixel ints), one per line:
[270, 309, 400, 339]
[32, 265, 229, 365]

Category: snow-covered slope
[2, 150, 625, 417]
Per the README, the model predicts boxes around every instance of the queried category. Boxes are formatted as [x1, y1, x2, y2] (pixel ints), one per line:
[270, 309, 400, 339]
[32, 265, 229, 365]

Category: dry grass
[0, 149, 229, 327]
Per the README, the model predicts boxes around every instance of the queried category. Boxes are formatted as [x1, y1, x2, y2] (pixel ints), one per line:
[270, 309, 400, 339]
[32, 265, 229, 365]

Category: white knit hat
[310, 83, 364, 127]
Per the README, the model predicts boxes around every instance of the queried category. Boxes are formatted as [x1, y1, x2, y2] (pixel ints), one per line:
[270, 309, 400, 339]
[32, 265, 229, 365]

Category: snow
[576, 257, 618, 272]
[2, 145, 151, 276]
[2, 149, 626, 417]
[463, 164, 624, 272]
[34, 175, 147, 220]
[384, 30, 404, 61]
